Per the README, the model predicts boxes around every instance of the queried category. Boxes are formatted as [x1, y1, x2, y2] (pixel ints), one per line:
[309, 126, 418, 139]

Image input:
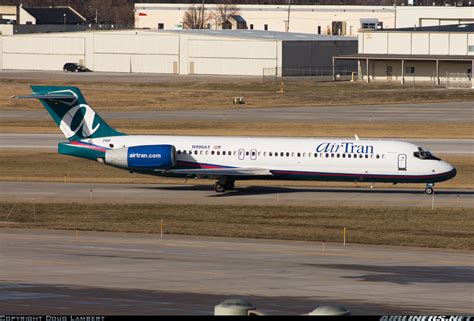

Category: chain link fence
[262, 66, 356, 82]
[445, 72, 473, 89]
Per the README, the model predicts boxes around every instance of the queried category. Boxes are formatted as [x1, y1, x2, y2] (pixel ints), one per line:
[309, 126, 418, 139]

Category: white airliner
[15, 86, 456, 194]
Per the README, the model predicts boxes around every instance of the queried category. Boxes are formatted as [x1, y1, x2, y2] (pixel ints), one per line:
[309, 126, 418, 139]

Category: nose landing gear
[424, 183, 434, 195]
[213, 180, 235, 193]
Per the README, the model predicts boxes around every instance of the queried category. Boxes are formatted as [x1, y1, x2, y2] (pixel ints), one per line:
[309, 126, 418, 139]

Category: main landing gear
[424, 183, 434, 195]
[213, 180, 235, 193]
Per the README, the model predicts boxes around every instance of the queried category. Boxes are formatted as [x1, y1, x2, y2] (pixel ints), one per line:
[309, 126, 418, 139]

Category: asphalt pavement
[0, 229, 472, 315]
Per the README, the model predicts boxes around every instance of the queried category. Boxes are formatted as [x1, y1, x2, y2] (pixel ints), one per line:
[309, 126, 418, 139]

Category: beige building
[333, 23, 474, 87]
[134, 3, 474, 35]
[0, 29, 356, 76]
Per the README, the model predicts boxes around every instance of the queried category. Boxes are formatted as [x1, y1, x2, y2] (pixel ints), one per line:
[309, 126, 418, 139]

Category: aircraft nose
[442, 162, 456, 179]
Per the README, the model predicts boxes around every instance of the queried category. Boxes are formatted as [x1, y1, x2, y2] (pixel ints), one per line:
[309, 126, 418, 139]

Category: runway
[1, 181, 472, 208]
[0, 133, 472, 154]
[0, 228, 472, 314]
[2, 101, 473, 122]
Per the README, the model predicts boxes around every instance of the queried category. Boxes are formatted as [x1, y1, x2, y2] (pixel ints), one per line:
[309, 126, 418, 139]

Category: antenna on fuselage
[354, 134, 360, 141]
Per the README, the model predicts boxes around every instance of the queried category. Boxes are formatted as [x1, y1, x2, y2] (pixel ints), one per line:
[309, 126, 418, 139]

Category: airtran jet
[15, 86, 456, 194]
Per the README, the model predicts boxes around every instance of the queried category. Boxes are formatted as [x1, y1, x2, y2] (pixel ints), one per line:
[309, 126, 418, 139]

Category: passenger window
[336, 154, 340, 158]
[325, 153, 329, 158]
[348, 154, 351, 158]
[365, 154, 368, 158]
[189, 150, 192, 154]
[269, 152, 273, 156]
[303, 153, 306, 157]
[297, 153, 301, 157]
[252, 151, 256, 156]
[376, 155, 380, 159]
[228, 151, 231, 155]
[359, 154, 363, 158]
[211, 151, 215, 155]
[286, 152, 290, 157]
[342, 154, 346, 158]
[246, 151, 249, 156]
[314, 153, 318, 157]
[217, 151, 220, 155]
[194, 150, 198, 155]
[331, 153, 334, 158]
[291, 152, 295, 157]
[206, 151, 209, 155]
[280, 152, 284, 157]
[275, 152, 278, 157]
[200, 151, 203, 155]
[177, 150, 181, 154]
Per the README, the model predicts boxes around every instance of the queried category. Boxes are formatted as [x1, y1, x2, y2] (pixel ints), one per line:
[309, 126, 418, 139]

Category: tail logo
[59, 104, 100, 139]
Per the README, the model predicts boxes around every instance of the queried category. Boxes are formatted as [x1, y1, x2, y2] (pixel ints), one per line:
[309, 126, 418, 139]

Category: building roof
[334, 53, 473, 61]
[372, 23, 474, 33]
[23, 7, 86, 25]
[151, 29, 357, 41]
[230, 15, 246, 24]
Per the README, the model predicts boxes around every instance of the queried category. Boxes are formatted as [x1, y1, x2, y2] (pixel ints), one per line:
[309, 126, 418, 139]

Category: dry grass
[1, 202, 472, 250]
[0, 150, 472, 189]
[1, 119, 473, 139]
[1, 79, 473, 111]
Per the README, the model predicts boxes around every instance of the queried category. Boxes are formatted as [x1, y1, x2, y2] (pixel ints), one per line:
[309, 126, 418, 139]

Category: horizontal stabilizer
[12, 94, 76, 100]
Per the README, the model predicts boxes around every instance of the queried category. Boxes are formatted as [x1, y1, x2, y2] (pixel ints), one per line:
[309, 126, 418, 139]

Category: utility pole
[286, 0, 291, 32]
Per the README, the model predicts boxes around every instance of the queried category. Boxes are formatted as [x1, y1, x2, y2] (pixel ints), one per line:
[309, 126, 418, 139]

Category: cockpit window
[414, 147, 440, 160]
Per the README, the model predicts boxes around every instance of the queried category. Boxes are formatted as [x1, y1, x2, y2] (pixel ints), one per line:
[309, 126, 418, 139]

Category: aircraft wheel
[424, 187, 434, 195]
[214, 182, 226, 193]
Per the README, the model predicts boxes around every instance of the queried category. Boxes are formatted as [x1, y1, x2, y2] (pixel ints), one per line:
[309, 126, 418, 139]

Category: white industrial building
[333, 23, 474, 87]
[0, 29, 356, 76]
[134, 3, 474, 36]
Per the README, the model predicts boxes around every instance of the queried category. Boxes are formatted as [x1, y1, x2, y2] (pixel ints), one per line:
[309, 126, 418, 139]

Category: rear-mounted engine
[105, 144, 176, 169]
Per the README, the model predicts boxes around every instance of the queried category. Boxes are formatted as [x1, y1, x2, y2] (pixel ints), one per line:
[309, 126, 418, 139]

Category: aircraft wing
[165, 167, 273, 178]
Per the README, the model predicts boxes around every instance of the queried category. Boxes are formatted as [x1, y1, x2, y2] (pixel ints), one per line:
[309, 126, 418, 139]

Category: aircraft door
[398, 154, 407, 171]
[250, 149, 257, 160]
[238, 149, 245, 160]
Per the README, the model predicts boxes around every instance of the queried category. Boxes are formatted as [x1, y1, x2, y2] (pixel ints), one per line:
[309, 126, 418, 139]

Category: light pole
[63, 13, 66, 25]
[286, 0, 291, 32]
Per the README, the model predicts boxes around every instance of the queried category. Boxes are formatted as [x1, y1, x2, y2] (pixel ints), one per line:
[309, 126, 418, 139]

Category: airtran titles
[316, 142, 375, 154]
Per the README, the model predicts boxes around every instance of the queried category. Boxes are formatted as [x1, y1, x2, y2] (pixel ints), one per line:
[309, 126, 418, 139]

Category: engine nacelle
[105, 144, 176, 169]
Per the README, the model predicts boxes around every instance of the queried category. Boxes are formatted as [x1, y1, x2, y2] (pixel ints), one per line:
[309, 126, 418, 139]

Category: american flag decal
[213, 145, 221, 150]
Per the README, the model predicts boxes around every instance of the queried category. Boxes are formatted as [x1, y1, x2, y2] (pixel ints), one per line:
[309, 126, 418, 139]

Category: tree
[211, 1, 240, 28]
[183, 5, 210, 29]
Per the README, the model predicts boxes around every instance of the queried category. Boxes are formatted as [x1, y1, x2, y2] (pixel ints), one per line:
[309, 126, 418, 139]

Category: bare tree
[211, 1, 240, 29]
[183, 5, 210, 29]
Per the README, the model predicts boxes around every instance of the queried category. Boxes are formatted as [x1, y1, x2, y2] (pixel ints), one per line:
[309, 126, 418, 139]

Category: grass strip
[2, 79, 474, 111]
[1, 120, 473, 139]
[1, 202, 472, 250]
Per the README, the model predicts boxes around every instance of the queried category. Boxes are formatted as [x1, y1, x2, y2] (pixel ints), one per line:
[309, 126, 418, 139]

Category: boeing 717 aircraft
[15, 86, 456, 194]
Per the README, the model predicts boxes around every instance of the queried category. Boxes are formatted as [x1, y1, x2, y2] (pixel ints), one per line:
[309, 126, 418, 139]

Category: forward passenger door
[398, 154, 407, 171]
